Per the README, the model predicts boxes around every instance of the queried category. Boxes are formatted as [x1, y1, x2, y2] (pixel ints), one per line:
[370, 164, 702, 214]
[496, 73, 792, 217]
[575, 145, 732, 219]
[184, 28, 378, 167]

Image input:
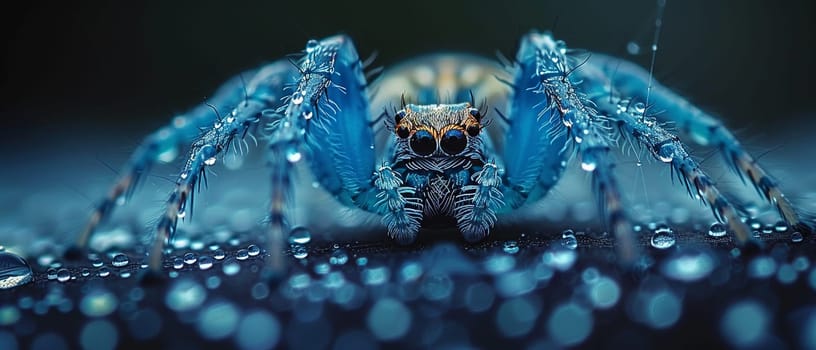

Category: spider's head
[392, 102, 484, 159]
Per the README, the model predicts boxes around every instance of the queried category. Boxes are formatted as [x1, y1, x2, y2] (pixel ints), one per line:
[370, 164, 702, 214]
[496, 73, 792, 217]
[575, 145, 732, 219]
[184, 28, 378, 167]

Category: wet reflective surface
[1, 222, 815, 349]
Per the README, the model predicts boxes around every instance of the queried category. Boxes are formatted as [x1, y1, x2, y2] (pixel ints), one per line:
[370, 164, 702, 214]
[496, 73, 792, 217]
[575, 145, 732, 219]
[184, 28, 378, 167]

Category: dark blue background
[2, 0, 814, 151]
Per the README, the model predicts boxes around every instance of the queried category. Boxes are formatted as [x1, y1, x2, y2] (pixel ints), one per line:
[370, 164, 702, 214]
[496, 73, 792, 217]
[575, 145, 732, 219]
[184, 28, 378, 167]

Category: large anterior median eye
[440, 129, 467, 155]
[410, 130, 436, 156]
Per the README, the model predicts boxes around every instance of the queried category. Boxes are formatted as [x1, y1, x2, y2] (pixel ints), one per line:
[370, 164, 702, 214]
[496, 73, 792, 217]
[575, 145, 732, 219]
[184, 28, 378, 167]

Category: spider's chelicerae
[71, 31, 811, 274]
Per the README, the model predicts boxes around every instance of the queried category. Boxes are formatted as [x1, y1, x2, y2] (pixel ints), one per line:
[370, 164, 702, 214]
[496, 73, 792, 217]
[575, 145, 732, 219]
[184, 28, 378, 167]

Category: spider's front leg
[265, 35, 376, 273]
[71, 61, 295, 261]
[502, 32, 640, 262]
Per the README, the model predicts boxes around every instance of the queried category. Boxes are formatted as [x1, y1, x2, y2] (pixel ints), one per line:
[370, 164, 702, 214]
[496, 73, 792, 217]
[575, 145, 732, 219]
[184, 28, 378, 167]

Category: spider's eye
[440, 129, 467, 155]
[396, 125, 410, 139]
[395, 110, 406, 123]
[466, 125, 480, 137]
[469, 108, 481, 121]
[410, 130, 436, 156]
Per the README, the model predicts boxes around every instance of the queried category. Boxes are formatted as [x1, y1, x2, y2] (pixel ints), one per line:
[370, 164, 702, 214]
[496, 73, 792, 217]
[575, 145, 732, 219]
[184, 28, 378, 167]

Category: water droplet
[588, 276, 621, 309]
[56, 268, 71, 283]
[236, 310, 281, 349]
[633, 102, 646, 114]
[286, 147, 302, 163]
[313, 262, 330, 275]
[47, 267, 58, 280]
[90, 256, 104, 268]
[98, 267, 110, 277]
[793, 256, 810, 271]
[291, 92, 304, 105]
[774, 221, 788, 232]
[548, 302, 593, 346]
[398, 261, 423, 282]
[236, 249, 249, 261]
[661, 249, 714, 282]
[198, 256, 213, 270]
[465, 282, 495, 313]
[183, 252, 198, 265]
[496, 297, 541, 338]
[197, 301, 239, 340]
[290, 245, 308, 259]
[748, 256, 777, 278]
[329, 249, 348, 265]
[305, 39, 319, 53]
[542, 248, 577, 271]
[288, 227, 312, 244]
[247, 245, 261, 257]
[776, 264, 797, 284]
[172, 257, 184, 270]
[503, 241, 520, 254]
[708, 222, 727, 237]
[204, 157, 217, 166]
[561, 230, 578, 249]
[484, 254, 516, 274]
[791, 231, 804, 243]
[657, 143, 676, 163]
[111, 254, 129, 267]
[626, 41, 641, 55]
[0, 252, 33, 289]
[222, 258, 241, 276]
[720, 300, 769, 348]
[81, 268, 90, 277]
[79, 288, 118, 318]
[367, 298, 412, 341]
[650, 226, 676, 249]
[362, 266, 390, 285]
[213, 249, 226, 260]
[165, 279, 206, 312]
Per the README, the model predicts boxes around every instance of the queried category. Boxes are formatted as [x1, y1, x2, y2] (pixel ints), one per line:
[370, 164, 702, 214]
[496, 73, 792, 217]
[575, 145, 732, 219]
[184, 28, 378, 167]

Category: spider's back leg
[578, 54, 813, 234]
[72, 61, 295, 259]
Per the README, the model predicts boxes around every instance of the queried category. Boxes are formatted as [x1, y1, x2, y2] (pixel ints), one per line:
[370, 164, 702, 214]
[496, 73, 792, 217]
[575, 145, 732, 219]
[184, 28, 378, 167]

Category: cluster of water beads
[287, 227, 312, 260]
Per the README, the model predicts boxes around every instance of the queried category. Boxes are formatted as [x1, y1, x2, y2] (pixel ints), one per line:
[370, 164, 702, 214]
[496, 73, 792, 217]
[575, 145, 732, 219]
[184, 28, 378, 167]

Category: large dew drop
[0, 252, 33, 290]
[650, 226, 676, 250]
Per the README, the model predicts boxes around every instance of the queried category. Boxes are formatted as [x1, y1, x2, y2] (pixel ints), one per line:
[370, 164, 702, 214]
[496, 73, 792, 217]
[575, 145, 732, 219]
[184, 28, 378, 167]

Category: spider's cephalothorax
[380, 103, 500, 243]
[70, 32, 812, 276]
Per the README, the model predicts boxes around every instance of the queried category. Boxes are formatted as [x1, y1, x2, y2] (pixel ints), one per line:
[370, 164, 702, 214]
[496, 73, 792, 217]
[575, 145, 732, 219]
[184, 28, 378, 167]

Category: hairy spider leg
[73, 61, 295, 258]
[147, 63, 295, 272]
[580, 55, 812, 234]
[593, 95, 754, 244]
[505, 32, 638, 262]
[265, 35, 375, 273]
